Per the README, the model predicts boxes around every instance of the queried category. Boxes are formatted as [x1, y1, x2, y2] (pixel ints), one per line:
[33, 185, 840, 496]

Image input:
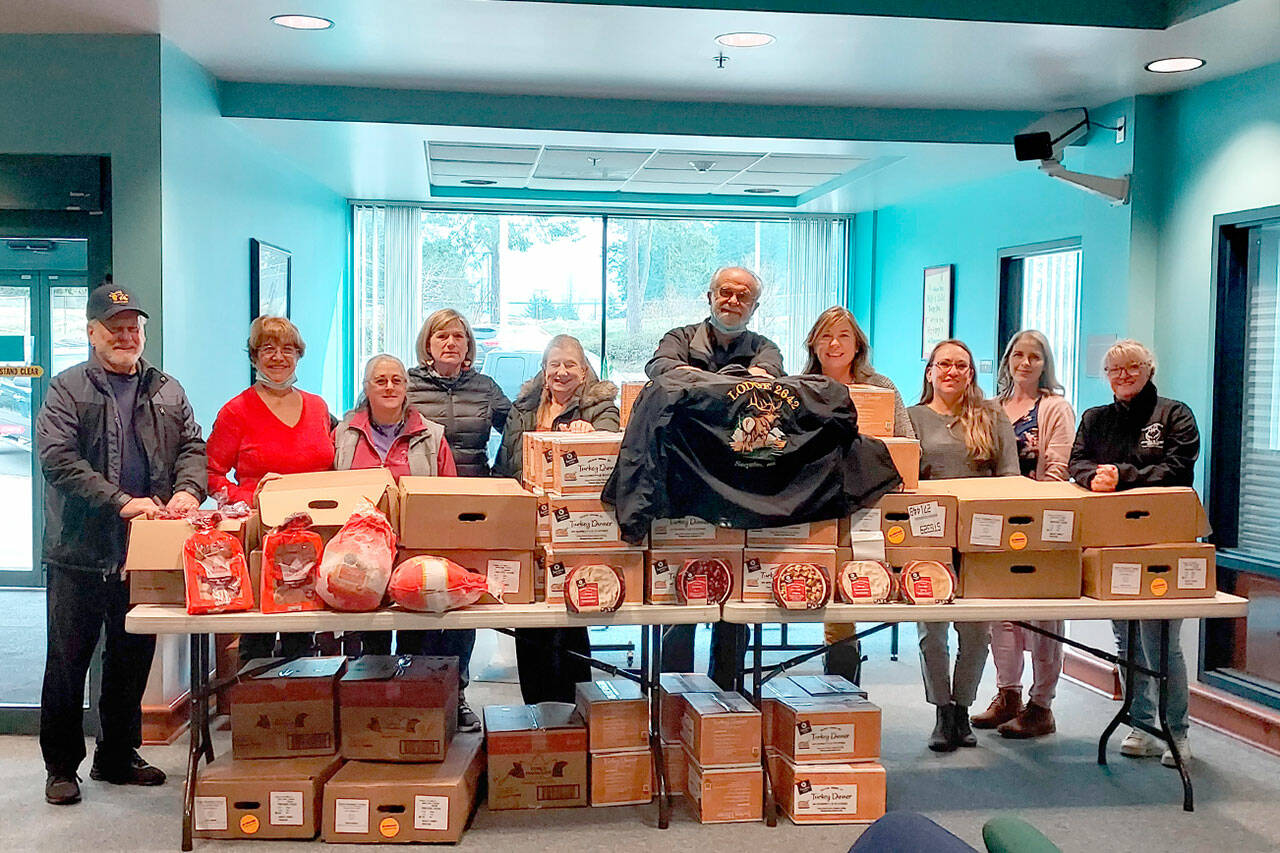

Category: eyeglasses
[932, 360, 972, 375]
[1104, 363, 1147, 378]
[370, 376, 406, 389]
[259, 344, 299, 358]
[714, 286, 755, 305]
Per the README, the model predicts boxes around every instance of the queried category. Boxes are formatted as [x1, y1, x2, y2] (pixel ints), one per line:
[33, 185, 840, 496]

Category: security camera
[1014, 107, 1131, 205]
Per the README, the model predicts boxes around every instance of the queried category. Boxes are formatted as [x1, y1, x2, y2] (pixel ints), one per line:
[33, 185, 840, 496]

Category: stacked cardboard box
[124, 513, 260, 605]
[484, 703, 589, 810]
[743, 521, 838, 603]
[679, 691, 763, 823]
[576, 679, 653, 806]
[620, 380, 647, 429]
[647, 519, 746, 605]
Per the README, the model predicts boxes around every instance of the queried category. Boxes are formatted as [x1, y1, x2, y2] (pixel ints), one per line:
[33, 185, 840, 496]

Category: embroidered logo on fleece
[1140, 422, 1164, 450]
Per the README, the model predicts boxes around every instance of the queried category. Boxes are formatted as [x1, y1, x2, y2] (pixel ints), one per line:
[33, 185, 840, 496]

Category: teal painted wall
[0, 35, 164, 354]
[159, 42, 348, 429]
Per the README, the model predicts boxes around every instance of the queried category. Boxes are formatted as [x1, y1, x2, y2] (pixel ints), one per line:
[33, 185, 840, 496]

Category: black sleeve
[170, 389, 209, 502]
[1116, 402, 1201, 487]
[36, 377, 127, 510]
[1068, 409, 1100, 488]
[645, 328, 692, 378]
[489, 380, 512, 433]
[752, 337, 785, 377]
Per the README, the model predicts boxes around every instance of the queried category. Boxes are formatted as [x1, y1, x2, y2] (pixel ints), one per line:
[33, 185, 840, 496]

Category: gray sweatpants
[918, 621, 991, 708]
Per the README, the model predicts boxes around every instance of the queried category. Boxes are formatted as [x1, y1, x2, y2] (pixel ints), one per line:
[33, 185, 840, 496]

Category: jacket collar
[84, 355, 163, 396]
[691, 318, 755, 364]
[1115, 379, 1158, 419]
[344, 405, 431, 439]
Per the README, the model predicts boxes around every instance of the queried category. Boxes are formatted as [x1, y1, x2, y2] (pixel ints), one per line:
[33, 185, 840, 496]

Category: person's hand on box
[166, 490, 200, 514]
[119, 497, 161, 519]
[1090, 464, 1119, 492]
[252, 472, 284, 507]
[561, 420, 595, 433]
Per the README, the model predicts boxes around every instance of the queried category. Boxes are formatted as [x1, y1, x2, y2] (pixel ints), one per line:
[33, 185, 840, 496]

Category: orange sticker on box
[1009, 532, 1028, 550]
[1150, 577, 1168, 597]
[239, 815, 260, 835]
[886, 526, 906, 545]
[379, 817, 400, 838]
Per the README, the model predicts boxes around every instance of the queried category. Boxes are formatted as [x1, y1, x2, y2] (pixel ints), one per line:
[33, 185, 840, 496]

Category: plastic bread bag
[900, 560, 957, 605]
[182, 515, 254, 614]
[316, 498, 397, 611]
[836, 560, 897, 604]
[565, 563, 625, 613]
[772, 562, 832, 610]
[676, 557, 734, 605]
[261, 512, 325, 614]
[388, 554, 503, 612]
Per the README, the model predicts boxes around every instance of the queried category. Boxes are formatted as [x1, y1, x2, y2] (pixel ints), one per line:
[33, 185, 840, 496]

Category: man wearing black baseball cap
[36, 281, 207, 805]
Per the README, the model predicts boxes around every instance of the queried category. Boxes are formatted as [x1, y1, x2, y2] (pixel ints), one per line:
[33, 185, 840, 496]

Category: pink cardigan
[1031, 393, 1077, 481]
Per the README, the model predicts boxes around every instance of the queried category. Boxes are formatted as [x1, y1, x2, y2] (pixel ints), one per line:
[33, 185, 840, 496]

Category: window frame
[996, 237, 1083, 402]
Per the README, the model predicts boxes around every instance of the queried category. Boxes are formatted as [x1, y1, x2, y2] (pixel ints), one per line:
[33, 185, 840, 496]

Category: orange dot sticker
[379, 817, 400, 838]
[1009, 532, 1028, 550]
[886, 526, 906, 545]
[239, 815, 260, 835]
[1150, 577, 1168, 597]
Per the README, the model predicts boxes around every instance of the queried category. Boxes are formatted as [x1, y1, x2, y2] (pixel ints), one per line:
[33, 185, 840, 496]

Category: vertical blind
[1236, 223, 1280, 556]
[1019, 247, 1081, 408]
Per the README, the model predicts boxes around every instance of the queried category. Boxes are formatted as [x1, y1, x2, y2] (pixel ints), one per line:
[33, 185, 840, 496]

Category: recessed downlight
[270, 14, 334, 30]
[1145, 56, 1204, 73]
[743, 187, 779, 194]
[716, 32, 775, 48]
[460, 179, 497, 186]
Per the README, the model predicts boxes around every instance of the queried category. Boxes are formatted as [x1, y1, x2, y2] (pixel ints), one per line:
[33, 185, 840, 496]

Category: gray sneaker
[45, 773, 81, 805]
[457, 696, 481, 733]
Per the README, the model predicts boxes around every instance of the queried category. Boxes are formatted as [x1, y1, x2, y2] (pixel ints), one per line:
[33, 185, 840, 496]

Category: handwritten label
[907, 502, 945, 539]
[414, 795, 449, 831]
[1177, 557, 1208, 590]
[269, 791, 304, 826]
[487, 559, 521, 594]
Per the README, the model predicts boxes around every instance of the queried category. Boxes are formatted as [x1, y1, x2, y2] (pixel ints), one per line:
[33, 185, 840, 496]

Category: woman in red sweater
[207, 316, 334, 660]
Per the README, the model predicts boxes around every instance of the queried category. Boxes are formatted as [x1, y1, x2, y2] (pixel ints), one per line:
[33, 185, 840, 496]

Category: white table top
[721, 592, 1248, 624]
[125, 602, 723, 635]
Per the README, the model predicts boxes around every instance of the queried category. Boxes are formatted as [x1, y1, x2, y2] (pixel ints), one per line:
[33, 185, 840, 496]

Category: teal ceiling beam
[219, 81, 1042, 146]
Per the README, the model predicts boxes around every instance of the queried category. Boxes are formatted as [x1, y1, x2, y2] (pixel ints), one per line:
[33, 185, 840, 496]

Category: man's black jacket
[645, 320, 784, 378]
[603, 370, 901, 543]
[1068, 380, 1200, 489]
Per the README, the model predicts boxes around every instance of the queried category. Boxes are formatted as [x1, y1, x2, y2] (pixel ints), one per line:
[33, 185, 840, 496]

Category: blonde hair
[920, 339, 999, 465]
[536, 335, 599, 428]
[248, 316, 305, 363]
[1104, 338, 1157, 376]
[996, 330, 1065, 400]
[415, 309, 477, 369]
[803, 306, 873, 381]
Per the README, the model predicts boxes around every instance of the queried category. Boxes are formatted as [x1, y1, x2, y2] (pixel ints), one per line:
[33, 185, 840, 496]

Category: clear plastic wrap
[388, 554, 501, 612]
[676, 557, 734, 605]
[900, 560, 957, 605]
[565, 563, 625, 613]
[182, 516, 254, 614]
[835, 560, 898, 604]
[261, 512, 325, 614]
[772, 562, 831, 610]
[315, 498, 397, 612]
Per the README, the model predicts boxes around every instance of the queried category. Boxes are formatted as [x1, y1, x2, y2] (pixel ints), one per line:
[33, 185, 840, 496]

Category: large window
[998, 241, 1082, 406]
[353, 206, 847, 403]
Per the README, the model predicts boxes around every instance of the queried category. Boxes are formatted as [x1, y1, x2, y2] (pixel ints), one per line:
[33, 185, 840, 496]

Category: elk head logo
[731, 389, 788, 454]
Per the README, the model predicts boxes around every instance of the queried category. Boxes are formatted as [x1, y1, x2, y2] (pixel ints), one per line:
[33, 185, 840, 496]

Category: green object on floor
[982, 816, 1062, 853]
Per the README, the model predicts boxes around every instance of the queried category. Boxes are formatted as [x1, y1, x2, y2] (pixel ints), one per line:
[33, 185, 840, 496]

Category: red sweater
[207, 387, 336, 504]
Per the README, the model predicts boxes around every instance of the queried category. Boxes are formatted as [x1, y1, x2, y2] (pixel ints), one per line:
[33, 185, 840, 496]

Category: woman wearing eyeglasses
[207, 316, 336, 660]
[908, 339, 1019, 752]
[1069, 339, 1200, 768]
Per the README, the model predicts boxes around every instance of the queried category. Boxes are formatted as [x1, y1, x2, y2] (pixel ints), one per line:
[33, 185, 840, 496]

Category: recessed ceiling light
[270, 14, 334, 30]
[460, 179, 497, 186]
[1145, 56, 1204, 73]
[716, 32, 775, 48]
[743, 187, 779, 194]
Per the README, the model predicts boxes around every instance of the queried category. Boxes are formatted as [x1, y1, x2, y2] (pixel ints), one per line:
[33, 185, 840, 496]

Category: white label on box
[562, 453, 617, 486]
[413, 795, 449, 831]
[333, 799, 370, 834]
[552, 509, 620, 543]
[687, 765, 703, 803]
[795, 722, 855, 755]
[269, 791, 304, 826]
[969, 513, 1004, 547]
[487, 559, 522, 594]
[850, 508, 882, 534]
[1110, 563, 1142, 596]
[649, 561, 676, 598]
[193, 796, 228, 831]
[849, 531, 886, 562]
[744, 559, 777, 592]
[1178, 558, 1208, 590]
[907, 502, 946, 539]
[751, 523, 811, 540]
[1041, 510, 1075, 543]
[653, 516, 716, 542]
[795, 783, 858, 816]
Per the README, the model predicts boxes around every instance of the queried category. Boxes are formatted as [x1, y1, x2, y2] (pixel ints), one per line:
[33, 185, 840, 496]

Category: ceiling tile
[533, 146, 653, 180]
[725, 173, 833, 188]
[427, 142, 540, 164]
[747, 154, 868, 174]
[526, 177, 630, 191]
[429, 160, 534, 178]
[646, 151, 766, 172]
[629, 168, 731, 185]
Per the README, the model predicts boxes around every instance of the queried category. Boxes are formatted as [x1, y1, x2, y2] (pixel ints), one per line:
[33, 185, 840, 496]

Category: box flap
[779, 695, 876, 713]
[242, 656, 346, 682]
[484, 702, 584, 734]
[256, 469, 396, 527]
[685, 692, 758, 716]
[927, 476, 1085, 500]
[399, 476, 532, 498]
[124, 516, 244, 571]
[577, 679, 644, 703]
[339, 654, 456, 683]
[659, 673, 719, 694]
[790, 675, 868, 697]
[201, 754, 341, 782]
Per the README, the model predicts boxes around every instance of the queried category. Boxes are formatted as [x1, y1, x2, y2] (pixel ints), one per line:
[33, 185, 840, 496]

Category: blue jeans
[1112, 619, 1189, 739]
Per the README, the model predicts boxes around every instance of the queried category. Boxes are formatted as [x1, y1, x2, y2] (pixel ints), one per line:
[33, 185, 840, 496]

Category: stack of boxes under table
[662, 680, 764, 823]
[576, 678, 655, 806]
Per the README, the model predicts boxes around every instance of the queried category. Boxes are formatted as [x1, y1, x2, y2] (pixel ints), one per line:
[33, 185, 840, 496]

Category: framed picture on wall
[921, 264, 954, 359]
[250, 238, 291, 322]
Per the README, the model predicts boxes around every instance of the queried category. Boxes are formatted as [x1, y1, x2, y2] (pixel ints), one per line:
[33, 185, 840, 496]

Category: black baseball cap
[87, 283, 149, 322]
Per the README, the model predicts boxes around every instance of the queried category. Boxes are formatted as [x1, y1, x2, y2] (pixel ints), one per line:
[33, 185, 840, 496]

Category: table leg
[182, 633, 201, 852]
[1156, 621, 1194, 812]
[1098, 620, 1138, 766]
[751, 623, 777, 827]
[890, 623, 899, 661]
[650, 625, 671, 828]
[198, 635, 213, 763]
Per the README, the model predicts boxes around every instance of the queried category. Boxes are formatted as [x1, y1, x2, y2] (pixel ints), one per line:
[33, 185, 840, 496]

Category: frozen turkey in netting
[315, 498, 396, 611]
[388, 554, 503, 612]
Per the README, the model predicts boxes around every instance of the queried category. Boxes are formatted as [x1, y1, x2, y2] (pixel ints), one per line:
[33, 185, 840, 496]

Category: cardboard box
[746, 519, 839, 548]
[339, 656, 458, 763]
[657, 673, 720, 742]
[484, 703, 588, 810]
[128, 568, 185, 605]
[879, 437, 920, 492]
[534, 489, 551, 544]
[542, 547, 644, 605]
[957, 549, 1083, 599]
[257, 470, 398, 536]
[1077, 486, 1211, 547]
[399, 477, 535, 550]
[397, 548, 534, 604]
[321, 733, 485, 843]
[522, 430, 561, 489]
[768, 750, 886, 824]
[651, 517, 747, 547]
[547, 432, 623, 496]
[1082, 543, 1217, 600]
[658, 740, 686, 795]
[548, 495, 632, 548]
[124, 513, 259, 601]
[761, 676, 868, 748]
[621, 381, 646, 429]
[772, 696, 881, 763]
[847, 384, 896, 438]
[193, 754, 341, 840]
[878, 492, 959, 548]
[928, 476, 1084, 552]
[883, 545, 955, 568]
[590, 748, 653, 806]
[534, 547, 547, 601]
[647, 547, 744, 605]
[576, 679, 649, 752]
[230, 657, 346, 759]
[741, 548, 837, 603]
[684, 749, 762, 824]
[680, 691, 762, 768]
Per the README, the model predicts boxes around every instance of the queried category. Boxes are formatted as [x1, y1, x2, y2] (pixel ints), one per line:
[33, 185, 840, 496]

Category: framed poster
[250, 239, 291, 322]
[921, 264, 954, 359]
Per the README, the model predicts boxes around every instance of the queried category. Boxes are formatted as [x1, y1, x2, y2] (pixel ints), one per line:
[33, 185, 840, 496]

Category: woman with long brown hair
[908, 339, 1018, 752]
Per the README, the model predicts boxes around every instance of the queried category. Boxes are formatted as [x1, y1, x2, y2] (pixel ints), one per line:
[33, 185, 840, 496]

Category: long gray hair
[996, 330, 1065, 400]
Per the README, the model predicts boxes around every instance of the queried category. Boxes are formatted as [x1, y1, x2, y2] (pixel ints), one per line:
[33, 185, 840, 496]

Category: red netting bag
[182, 515, 254, 614]
[261, 512, 325, 614]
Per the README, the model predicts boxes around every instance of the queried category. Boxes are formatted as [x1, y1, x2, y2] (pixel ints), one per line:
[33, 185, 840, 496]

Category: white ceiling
[1, 0, 1278, 109]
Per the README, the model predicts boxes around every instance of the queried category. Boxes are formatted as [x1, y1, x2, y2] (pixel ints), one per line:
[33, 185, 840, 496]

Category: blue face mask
[708, 310, 751, 336]
[255, 369, 296, 392]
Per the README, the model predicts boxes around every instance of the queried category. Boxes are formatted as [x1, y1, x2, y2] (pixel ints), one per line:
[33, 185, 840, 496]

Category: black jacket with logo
[1068, 381, 1200, 489]
[645, 320, 785, 379]
[406, 366, 511, 477]
[603, 369, 901, 543]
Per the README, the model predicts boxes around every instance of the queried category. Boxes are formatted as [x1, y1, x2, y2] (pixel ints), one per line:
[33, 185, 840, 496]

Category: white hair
[363, 353, 407, 386]
[1103, 338, 1157, 376]
[709, 266, 764, 301]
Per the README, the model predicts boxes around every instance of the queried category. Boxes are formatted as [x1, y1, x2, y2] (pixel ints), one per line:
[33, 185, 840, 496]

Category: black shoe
[929, 704, 956, 752]
[951, 704, 977, 748]
[45, 772, 81, 805]
[90, 750, 166, 786]
[457, 696, 481, 733]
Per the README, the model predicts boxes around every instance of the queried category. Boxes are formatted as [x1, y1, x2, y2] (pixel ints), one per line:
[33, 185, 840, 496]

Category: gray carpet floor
[2, 624, 1279, 852]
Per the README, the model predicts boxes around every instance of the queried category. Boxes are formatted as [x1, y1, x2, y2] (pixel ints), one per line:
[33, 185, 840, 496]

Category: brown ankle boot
[998, 702, 1056, 739]
[970, 688, 1022, 729]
